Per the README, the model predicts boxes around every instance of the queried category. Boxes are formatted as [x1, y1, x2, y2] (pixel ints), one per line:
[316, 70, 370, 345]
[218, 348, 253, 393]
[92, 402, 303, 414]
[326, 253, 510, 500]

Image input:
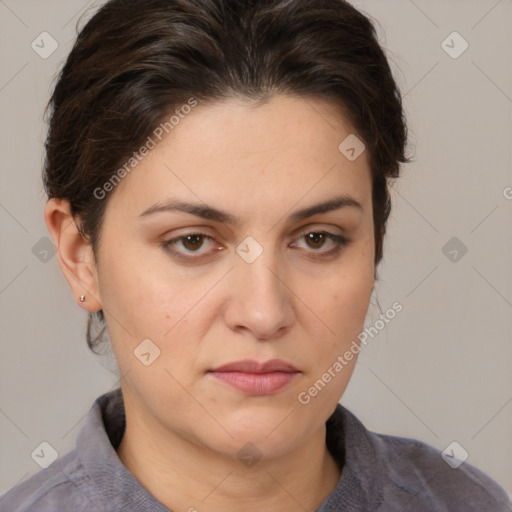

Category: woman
[2, 0, 510, 510]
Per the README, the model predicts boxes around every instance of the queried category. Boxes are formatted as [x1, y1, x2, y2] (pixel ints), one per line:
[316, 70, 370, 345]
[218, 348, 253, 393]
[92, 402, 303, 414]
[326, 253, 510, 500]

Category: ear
[44, 198, 102, 312]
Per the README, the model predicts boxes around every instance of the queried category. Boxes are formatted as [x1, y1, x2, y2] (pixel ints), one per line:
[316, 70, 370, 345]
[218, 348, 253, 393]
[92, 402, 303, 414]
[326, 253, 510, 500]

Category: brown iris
[181, 234, 205, 251]
[304, 232, 327, 250]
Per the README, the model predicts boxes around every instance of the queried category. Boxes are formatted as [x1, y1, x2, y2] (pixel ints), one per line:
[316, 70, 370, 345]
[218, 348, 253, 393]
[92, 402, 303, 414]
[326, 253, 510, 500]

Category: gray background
[1, 0, 511, 497]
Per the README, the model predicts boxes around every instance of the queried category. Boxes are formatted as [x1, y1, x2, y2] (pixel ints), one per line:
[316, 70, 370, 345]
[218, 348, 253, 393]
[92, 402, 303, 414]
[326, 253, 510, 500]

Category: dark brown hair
[43, 0, 411, 353]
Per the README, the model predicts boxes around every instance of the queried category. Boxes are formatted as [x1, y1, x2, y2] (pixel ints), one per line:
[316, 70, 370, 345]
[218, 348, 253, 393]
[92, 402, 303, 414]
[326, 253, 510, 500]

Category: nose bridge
[238, 237, 284, 305]
[242, 249, 280, 296]
[226, 236, 294, 338]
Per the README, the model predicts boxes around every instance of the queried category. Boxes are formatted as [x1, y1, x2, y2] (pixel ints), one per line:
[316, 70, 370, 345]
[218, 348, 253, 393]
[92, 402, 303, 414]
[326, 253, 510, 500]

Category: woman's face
[93, 94, 375, 459]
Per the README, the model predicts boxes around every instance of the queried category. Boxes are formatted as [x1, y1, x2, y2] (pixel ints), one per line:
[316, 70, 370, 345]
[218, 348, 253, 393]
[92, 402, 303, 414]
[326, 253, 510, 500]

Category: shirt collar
[318, 403, 386, 510]
[77, 388, 389, 511]
[76, 388, 170, 511]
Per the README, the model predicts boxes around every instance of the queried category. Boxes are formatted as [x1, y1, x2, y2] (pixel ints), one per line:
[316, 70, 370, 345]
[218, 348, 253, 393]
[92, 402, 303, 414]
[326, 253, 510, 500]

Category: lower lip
[208, 371, 299, 395]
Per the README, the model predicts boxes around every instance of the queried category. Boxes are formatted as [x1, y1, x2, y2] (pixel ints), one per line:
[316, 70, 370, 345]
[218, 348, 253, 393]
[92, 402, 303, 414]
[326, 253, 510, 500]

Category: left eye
[291, 231, 347, 253]
[161, 231, 348, 260]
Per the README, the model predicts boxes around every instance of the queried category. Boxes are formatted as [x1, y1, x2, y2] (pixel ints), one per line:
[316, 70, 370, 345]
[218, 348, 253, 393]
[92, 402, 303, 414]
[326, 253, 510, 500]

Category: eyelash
[160, 230, 349, 261]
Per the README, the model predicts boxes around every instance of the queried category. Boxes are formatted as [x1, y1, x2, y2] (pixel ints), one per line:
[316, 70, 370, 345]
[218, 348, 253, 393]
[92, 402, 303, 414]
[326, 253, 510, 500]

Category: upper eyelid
[166, 227, 343, 243]
[165, 223, 347, 240]
[164, 229, 346, 254]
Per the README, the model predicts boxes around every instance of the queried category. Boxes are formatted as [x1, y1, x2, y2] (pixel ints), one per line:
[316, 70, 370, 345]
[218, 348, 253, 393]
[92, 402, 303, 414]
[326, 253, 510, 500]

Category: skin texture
[45, 94, 376, 512]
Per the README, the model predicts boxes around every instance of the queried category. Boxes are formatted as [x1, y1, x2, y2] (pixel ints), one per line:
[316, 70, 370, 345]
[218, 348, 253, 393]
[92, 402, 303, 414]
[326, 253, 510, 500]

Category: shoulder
[0, 449, 98, 512]
[329, 405, 511, 511]
[373, 431, 511, 510]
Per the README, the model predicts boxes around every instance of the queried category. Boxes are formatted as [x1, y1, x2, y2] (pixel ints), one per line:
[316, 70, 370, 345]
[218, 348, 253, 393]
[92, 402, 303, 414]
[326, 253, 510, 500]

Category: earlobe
[44, 198, 102, 312]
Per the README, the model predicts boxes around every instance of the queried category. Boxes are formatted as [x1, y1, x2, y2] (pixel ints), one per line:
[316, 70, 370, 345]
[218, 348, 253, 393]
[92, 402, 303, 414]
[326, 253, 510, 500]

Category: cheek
[101, 252, 217, 373]
[312, 256, 374, 345]
[297, 264, 373, 410]
[99, 241, 183, 327]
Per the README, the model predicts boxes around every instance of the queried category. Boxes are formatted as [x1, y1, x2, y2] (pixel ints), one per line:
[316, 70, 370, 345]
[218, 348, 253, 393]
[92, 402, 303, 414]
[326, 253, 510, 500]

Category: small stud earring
[79, 295, 86, 302]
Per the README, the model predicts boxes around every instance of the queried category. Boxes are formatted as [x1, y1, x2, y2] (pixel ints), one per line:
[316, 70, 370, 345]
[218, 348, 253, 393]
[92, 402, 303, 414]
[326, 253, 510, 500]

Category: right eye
[161, 232, 222, 261]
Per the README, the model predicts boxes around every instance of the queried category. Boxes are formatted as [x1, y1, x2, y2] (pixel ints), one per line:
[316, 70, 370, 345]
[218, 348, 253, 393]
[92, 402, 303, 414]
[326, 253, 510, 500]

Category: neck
[116, 400, 342, 512]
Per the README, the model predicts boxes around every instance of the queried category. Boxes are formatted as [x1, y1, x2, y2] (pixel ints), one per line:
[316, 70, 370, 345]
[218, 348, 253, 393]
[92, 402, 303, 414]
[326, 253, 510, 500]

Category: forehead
[109, 94, 372, 217]
[156, 94, 366, 164]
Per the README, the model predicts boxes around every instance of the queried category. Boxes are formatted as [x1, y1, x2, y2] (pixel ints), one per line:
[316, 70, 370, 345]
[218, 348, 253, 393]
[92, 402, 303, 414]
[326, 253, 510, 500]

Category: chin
[212, 430, 303, 465]
[221, 405, 307, 448]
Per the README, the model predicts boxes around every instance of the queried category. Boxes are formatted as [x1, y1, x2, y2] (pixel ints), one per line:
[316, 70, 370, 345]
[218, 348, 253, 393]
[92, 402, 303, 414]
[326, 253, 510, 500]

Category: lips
[210, 359, 299, 374]
[208, 359, 300, 395]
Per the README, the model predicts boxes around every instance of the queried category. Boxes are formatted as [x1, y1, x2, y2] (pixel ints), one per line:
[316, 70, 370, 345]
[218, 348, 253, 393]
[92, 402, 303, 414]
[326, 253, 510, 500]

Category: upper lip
[209, 359, 299, 373]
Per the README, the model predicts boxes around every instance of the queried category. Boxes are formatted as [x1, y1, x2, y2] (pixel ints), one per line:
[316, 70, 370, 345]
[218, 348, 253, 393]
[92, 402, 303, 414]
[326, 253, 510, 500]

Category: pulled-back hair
[43, 0, 411, 353]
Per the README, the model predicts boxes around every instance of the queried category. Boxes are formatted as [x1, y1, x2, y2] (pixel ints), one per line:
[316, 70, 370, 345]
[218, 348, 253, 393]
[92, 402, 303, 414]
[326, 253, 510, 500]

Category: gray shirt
[1, 388, 510, 511]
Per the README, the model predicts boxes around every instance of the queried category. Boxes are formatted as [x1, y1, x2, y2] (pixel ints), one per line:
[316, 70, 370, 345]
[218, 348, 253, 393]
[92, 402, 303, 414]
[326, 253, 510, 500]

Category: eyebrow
[138, 194, 363, 225]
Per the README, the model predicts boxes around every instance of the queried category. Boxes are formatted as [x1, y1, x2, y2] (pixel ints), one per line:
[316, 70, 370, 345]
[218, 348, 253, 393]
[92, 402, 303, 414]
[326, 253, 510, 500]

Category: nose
[222, 245, 295, 341]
